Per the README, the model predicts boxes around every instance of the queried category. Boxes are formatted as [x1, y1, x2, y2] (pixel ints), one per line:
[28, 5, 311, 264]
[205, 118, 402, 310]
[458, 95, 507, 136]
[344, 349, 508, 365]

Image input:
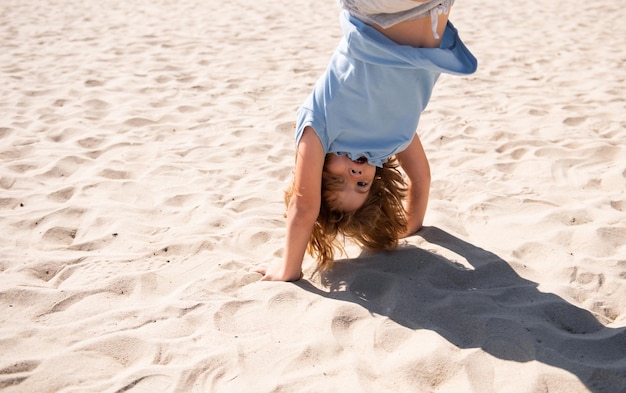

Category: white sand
[1, 0, 625, 392]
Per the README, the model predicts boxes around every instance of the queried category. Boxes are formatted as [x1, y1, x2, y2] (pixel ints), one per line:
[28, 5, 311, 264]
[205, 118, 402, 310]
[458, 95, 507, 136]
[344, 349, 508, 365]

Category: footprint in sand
[47, 186, 76, 203]
[213, 300, 257, 335]
[24, 259, 81, 283]
[76, 136, 105, 149]
[373, 319, 413, 353]
[0, 360, 40, 389]
[563, 116, 586, 127]
[0, 127, 14, 139]
[40, 156, 86, 179]
[330, 304, 371, 346]
[123, 117, 156, 127]
[83, 98, 109, 110]
[97, 168, 130, 179]
[84, 79, 104, 87]
[480, 318, 536, 362]
[42, 226, 77, 245]
[275, 121, 295, 135]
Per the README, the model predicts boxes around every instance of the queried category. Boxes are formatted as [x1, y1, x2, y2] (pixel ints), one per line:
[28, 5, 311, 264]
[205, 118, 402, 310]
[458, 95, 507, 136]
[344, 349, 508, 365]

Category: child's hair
[285, 156, 408, 271]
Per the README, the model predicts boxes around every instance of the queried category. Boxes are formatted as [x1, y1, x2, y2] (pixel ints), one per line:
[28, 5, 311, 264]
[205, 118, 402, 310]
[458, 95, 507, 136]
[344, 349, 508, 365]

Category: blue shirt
[296, 11, 477, 167]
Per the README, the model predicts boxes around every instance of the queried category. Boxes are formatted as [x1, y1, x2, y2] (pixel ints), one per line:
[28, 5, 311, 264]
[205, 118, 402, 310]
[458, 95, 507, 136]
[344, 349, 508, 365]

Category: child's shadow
[297, 226, 626, 393]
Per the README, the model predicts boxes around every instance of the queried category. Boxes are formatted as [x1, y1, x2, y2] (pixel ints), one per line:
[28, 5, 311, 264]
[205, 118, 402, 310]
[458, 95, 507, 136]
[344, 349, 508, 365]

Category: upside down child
[256, 0, 477, 281]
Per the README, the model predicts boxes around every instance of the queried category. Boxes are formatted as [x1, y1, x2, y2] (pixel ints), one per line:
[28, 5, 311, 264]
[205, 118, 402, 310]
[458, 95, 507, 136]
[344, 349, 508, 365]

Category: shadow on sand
[297, 226, 626, 393]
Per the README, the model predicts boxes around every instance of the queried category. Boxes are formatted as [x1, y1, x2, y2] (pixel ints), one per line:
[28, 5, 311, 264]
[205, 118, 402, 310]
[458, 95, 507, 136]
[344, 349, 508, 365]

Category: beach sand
[1, 0, 625, 392]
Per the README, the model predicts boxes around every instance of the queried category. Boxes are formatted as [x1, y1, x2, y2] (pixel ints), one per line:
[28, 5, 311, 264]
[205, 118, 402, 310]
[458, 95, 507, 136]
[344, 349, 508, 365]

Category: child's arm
[396, 134, 431, 237]
[256, 127, 325, 281]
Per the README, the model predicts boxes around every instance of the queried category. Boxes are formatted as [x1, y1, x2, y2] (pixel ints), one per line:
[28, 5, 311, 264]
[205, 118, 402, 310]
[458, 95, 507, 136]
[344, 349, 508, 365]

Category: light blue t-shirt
[296, 11, 477, 167]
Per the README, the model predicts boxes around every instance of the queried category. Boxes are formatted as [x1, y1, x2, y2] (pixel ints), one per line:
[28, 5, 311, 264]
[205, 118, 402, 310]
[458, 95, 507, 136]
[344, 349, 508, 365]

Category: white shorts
[339, 0, 455, 37]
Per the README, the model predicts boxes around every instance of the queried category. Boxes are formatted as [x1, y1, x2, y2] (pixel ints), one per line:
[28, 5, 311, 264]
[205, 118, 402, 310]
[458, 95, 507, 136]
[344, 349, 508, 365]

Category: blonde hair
[285, 156, 408, 271]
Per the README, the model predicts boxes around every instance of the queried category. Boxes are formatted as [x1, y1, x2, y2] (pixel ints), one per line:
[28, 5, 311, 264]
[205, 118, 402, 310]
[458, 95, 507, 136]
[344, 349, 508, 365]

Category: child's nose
[350, 168, 362, 175]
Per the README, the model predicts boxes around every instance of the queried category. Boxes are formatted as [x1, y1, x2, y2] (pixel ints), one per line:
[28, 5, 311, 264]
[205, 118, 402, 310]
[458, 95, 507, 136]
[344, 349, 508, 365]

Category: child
[256, 0, 477, 281]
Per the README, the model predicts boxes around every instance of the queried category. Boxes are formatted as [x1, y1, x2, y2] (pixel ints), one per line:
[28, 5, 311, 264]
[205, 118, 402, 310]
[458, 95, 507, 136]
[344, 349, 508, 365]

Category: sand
[1, 0, 625, 392]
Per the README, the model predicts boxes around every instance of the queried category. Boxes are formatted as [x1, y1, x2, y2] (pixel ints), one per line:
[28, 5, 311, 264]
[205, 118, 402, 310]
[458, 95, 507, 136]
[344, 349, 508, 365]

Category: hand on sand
[254, 262, 303, 282]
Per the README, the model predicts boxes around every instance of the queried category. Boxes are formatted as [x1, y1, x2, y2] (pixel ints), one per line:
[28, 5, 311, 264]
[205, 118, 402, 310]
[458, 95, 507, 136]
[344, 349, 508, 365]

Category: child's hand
[254, 261, 303, 282]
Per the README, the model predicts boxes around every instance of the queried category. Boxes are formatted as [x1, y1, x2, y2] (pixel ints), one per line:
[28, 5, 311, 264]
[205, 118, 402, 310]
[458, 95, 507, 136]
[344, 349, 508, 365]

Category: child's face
[323, 154, 376, 212]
